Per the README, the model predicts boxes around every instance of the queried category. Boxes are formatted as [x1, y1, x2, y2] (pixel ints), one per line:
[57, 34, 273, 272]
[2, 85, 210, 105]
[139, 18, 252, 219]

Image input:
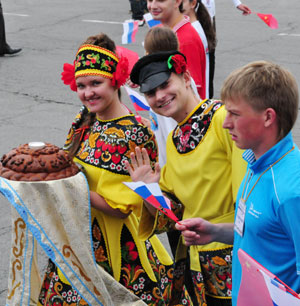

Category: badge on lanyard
[234, 198, 246, 237]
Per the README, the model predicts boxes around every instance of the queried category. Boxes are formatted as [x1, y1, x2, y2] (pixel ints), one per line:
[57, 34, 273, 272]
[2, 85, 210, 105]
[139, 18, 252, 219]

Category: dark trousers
[0, 1, 8, 52]
[129, 0, 147, 20]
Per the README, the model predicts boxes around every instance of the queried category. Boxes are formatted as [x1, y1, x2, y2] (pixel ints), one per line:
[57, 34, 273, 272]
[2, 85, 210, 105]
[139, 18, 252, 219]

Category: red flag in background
[256, 13, 278, 29]
[116, 46, 139, 73]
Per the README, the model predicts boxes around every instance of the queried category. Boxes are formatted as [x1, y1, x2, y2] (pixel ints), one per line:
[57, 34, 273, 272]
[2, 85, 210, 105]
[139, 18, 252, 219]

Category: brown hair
[179, 0, 184, 12]
[221, 61, 299, 139]
[83, 33, 116, 52]
[68, 33, 118, 157]
[192, 0, 216, 51]
[144, 26, 179, 54]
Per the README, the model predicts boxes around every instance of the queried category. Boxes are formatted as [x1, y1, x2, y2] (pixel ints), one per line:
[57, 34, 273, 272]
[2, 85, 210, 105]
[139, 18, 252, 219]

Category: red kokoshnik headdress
[61, 44, 129, 91]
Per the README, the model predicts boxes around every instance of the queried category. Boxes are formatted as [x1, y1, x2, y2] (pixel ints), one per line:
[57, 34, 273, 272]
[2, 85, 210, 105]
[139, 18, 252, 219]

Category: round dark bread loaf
[0, 143, 79, 181]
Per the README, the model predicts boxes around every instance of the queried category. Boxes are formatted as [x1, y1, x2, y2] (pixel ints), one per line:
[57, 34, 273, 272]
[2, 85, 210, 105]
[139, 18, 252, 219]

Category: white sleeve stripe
[271, 167, 281, 205]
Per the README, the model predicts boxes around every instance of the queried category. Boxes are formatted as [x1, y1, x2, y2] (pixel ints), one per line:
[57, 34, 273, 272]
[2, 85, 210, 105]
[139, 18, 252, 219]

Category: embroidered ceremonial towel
[0, 173, 146, 306]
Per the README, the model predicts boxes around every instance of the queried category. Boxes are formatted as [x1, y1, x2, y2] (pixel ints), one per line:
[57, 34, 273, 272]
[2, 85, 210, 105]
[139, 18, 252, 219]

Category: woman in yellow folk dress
[37, 33, 192, 306]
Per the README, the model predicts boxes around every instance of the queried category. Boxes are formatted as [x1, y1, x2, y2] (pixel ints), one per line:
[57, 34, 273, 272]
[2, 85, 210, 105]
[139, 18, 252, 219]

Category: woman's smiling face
[76, 75, 117, 119]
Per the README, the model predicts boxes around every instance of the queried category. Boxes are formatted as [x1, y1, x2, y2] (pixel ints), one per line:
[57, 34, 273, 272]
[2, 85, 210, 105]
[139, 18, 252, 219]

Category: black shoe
[138, 19, 145, 27]
[0, 46, 22, 56]
[125, 18, 145, 27]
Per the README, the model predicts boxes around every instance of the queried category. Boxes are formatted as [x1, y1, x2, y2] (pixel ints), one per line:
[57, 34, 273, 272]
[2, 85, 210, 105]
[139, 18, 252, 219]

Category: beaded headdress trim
[74, 44, 119, 80]
[61, 44, 129, 91]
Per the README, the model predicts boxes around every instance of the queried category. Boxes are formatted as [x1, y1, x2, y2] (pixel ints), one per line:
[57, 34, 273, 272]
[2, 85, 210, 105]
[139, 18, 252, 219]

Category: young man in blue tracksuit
[176, 60, 300, 305]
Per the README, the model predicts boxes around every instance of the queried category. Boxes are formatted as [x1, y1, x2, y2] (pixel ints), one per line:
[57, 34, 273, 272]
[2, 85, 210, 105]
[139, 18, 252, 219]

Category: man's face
[223, 97, 267, 155]
[144, 72, 191, 123]
[147, 0, 178, 24]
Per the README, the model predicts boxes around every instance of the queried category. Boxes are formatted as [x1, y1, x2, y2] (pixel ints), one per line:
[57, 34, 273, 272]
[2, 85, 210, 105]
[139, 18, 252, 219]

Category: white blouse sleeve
[232, 0, 242, 7]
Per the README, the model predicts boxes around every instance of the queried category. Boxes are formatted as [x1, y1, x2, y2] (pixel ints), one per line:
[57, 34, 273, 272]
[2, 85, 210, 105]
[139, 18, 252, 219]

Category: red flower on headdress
[61, 62, 77, 92]
[167, 54, 187, 74]
[111, 56, 129, 88]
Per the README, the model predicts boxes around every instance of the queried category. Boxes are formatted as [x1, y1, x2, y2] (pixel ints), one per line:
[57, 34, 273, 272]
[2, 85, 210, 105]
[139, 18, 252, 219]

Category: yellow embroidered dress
[38, 106, 192, 306]
[138, 100, 247, 306]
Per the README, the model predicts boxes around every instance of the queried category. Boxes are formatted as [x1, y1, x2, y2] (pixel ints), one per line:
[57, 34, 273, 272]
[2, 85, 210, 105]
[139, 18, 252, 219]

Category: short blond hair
[221, 61, 299, 139]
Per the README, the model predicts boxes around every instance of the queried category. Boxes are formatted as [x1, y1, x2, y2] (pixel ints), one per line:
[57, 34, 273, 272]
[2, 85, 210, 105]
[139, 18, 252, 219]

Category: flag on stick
[124, 86, 150, 112]
[123, 181, 179, 223]
[256, 13, 278, 29]
[122, 21, 139, 44]
[144, 13, 162, 28]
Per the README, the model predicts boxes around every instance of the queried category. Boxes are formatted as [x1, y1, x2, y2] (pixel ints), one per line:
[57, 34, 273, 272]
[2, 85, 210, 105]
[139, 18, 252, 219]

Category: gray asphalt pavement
[1, 0, 300, 303]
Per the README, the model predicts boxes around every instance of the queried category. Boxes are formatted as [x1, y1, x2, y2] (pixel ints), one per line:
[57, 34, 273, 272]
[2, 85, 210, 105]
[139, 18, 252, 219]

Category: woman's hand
[125, 147, 161, 183]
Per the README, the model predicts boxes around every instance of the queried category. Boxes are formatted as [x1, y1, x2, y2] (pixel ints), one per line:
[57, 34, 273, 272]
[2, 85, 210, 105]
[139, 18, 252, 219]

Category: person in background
[147, 0, 207, 99]
[127, 0, 148, 26]
[200, 0, 251, 97]
[38, 32, 192, 306]
[126, 50, 246, 305]
[176, 61, 300, 305]
[144, 26, 194, 257]
[0, 0, 21, 56]
[201, 0, 251, 24]
[182, 0, 216, 98]
[143, 26, 200, 168]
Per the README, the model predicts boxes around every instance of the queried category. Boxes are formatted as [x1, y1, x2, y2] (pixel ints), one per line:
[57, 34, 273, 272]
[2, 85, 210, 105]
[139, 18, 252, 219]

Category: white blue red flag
[123, 181, 179, 223]
[122, 21, 139, 44]
[237, 249, 300, 306]
[260, 270, 300, 306]
[143, 13, 162, 28]
[124, 86, 150, 112]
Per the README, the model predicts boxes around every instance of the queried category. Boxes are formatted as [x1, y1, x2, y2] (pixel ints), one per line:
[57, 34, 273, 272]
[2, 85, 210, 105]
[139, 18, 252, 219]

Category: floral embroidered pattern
[100, 57, 115, 71]
[173, 99, 222, 154]
[75, 45, 118, 75]
[92, 218, 112, 275]
[38, 259, 89, 306]
[120, 226, 174, 305]
[75, 52, 102, 69]
[91, 219, 192, 306]
[62, 45, 129, 91]
[172, 259, 193, 305]
[199, 247, 233, 298]
[64, 106, 89, 151]
[76, 114, 157, 175]
[188, 247, 233, 305]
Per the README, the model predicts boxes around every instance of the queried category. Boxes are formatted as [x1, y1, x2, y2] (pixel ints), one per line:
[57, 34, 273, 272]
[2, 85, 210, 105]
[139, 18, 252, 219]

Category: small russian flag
[124, 86, 150, 112]
[123, 181, 179, 223]
[237, 249, 300, 306]
[122, 21, 139, 44]
[260, 270, 300, 306]
[143, 13, 162, 28]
